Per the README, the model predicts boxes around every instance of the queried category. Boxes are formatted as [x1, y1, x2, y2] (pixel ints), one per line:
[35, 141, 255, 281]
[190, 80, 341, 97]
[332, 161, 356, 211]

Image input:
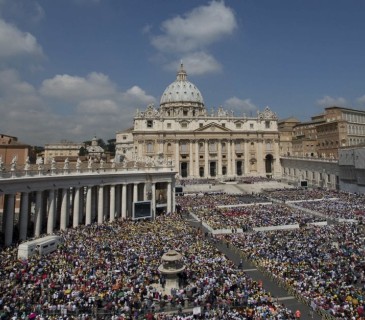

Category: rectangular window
[265, 121, 270, 129]
[167, 123, 171, 128]
[147, 143, 154, 153]
[147, 120, 153, 128]
[180, 143, 188, 153]
[250, 123, 254, 129]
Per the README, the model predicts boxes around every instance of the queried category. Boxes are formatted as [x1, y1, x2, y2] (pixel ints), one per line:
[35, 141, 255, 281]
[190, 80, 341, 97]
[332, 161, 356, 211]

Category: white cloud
[166, 52, 222, 75]
[316, 95, 347, 108]
[356, 95, 365, 106]
[40, 72, 117, 102]
[151, 1, 237, 53]
[120, 86, 156, 106]
[77, 99, 119, 115]
[0, 18, 43, 58]
[0, 70, 157, 145]
[224, 97, 258, 115]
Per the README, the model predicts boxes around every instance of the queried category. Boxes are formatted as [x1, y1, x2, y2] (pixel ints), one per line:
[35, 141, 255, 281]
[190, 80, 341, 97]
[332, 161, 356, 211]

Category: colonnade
[1, 179, 175, 247]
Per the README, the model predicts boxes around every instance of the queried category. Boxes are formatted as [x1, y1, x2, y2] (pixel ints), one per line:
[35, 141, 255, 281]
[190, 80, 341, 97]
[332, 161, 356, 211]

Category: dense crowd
[294, 195, 365, 221]
[0, 214, 297, 320]
[177, 193, 324, 231]
[176, 193, 271, 209]
[263, 188, 341, 202]
[220, 223, 365, 319]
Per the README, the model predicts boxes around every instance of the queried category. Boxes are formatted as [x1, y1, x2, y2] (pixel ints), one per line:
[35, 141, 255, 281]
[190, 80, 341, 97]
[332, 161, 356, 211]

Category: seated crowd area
[1, 179, 365, 319]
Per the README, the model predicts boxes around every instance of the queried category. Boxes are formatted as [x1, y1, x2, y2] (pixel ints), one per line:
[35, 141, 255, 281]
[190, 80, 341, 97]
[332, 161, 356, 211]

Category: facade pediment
[194, 123, 232, 132]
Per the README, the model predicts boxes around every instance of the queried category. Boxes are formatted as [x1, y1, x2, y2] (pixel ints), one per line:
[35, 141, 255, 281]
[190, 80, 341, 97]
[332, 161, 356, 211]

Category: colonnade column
[115, 185, 121, 219]
[60, 188, 68, 230]
[97, 186, 104, 224]
[73, 187, 80, 228]
[151, 183, 156, 220]
[218, 140, 222, 176]
[204, 140, 209, 177]
[143, 184, 147, 201]
[85, 186, 92, 225]
[167, 182, 172, 213]
[19, 192, 29, 241]
[121, 184, 127, 219]
[133, 183, 138, 203]
[189, 140, 194, 177]
[47, 190, 55, 234]
[109, 185, 116, 222]
[34, 191, 43, 237]
[4, 194, 15, 246]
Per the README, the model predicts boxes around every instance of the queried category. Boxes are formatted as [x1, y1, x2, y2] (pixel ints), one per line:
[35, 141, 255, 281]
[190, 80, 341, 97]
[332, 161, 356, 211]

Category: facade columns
[218, 140, 222, 176]
[73, 187, 80, 228]
[47, 190, 56, 234]
[121, 184, 127, 219]
[244, 141, 250, 175]
[60, 188, 68, 230]
[227, 140, 232, 176]
[4, 194, 15, 246]
[189, 140, 194, 177]
[19, 192, 29, 241]
[110, 185, 116, 222]
[204, 140, 209, 177]
[231, 140, 236, 176]
[195, 141, 199, 177]
[34, 191, 43, 237]
[85, 186, 92, 225]
[175, 141, 179, 174]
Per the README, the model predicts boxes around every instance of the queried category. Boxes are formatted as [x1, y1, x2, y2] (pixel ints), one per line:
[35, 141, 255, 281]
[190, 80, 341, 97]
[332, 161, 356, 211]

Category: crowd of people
[2, 184, 365, 319]
[220, 223, 365, 319]
[264, 188, 365, 220]
[0, 213, 298, 320]
[177, 193, 325, 231]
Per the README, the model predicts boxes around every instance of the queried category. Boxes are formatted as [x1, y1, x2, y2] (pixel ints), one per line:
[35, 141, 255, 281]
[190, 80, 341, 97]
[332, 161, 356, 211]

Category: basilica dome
[160, 63, 204, 107]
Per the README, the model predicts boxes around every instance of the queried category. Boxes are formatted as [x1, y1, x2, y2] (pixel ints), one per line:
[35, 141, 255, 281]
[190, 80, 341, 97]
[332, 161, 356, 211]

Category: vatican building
[116, 64, 281, 179]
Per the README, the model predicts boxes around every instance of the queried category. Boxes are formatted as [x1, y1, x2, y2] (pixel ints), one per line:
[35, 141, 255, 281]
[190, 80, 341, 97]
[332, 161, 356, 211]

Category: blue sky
[1, 0, 365, 145]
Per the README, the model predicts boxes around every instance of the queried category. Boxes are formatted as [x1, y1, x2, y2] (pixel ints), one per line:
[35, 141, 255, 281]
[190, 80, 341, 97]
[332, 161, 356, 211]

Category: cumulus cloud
[151, 1, 236, 53]
[224, 97, 258, 115]
[0, 18, 43, 58]
[76, 99, 119, 115]
[150, 1, 237, 74]
[0, 70, 157, 145]
[316, 95, 347, 108]
[40, 72, 117, 102]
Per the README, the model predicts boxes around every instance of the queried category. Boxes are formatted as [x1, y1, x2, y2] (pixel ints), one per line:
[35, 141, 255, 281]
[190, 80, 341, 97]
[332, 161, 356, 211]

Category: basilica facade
[116, 64, 281, 179]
